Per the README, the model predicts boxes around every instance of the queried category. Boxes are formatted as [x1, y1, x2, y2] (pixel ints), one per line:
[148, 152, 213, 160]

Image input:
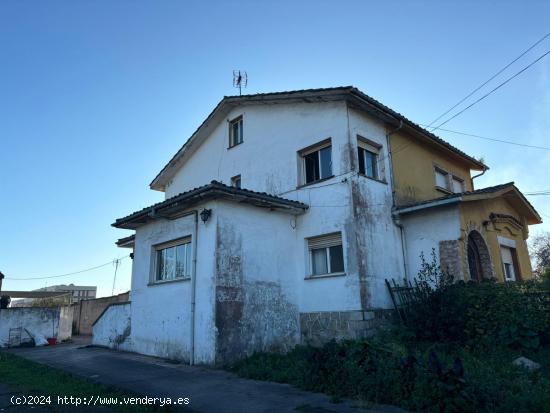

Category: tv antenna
[233, 70, 247, 95]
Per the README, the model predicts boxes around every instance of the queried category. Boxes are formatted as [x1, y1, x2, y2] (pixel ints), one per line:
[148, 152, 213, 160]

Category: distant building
[40, 284, 97, 303]
[11, 284, 97, 307]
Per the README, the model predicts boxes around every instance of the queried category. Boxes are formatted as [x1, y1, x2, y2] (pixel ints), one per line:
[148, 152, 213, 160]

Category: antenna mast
[233, 70, 248, 95]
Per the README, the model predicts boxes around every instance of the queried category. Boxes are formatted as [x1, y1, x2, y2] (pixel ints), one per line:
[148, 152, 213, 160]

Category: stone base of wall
[300, 309, 396, 346]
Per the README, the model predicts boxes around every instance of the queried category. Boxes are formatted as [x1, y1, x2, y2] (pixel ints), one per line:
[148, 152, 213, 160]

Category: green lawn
[0, 352, 173, 413]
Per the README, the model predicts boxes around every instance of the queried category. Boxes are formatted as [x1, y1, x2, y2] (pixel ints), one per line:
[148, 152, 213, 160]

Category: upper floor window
[229, 116, 243, 147]
[299, 139, 332, 185]
[451, 176, 464, 193]
[307, 232, 345, 277]
[434, 167, 449, 190]
[435, 166, 464, 194]
[231, 174, 241, 189]
[357, 137, 381, 180]
[154, 237, 192, 282]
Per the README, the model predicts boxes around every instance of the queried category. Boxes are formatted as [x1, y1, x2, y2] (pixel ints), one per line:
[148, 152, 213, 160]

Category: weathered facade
[102, 87, 541, 365]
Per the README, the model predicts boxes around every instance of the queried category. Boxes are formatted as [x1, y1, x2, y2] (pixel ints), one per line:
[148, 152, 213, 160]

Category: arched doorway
[467, 231, 492, 281]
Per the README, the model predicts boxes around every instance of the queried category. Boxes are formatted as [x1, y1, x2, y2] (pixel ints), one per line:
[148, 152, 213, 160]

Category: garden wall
[0, 306, 72, 346]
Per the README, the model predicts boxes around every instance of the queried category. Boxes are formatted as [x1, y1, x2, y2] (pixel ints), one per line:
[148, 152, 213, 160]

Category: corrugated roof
[113, 180, 308, 229]
[150, 86, 487, 190]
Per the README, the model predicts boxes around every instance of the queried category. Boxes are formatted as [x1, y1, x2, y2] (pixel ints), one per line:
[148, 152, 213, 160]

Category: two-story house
[100, 87, 541, 365]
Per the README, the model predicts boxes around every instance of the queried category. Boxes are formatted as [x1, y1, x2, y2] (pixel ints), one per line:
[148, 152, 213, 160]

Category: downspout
[385, 120, 409, 280]
[155, 208, 199, 365]
[190, 210, 198, 365]
[470, 167, 487, 189]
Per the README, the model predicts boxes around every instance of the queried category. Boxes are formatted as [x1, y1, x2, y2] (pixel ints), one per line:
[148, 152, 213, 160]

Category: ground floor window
[500, 244, 519, 281]
[308, 232, 344, 276]
[154, 237, 192, 281]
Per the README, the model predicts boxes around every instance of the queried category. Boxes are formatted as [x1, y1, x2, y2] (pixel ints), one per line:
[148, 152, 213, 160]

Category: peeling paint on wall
[214, 220, 299, 364]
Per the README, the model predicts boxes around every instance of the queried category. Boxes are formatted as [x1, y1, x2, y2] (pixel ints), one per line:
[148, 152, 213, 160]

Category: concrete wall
[0, 306, 72, 346]
[129, 205, 217, 363]
[390, 130, 475, 206]
[92, 302, 132, 351]
[72, 292, 130, 335]
[401, 205, 461, 279]
[460, 198, 533, 281]
[165, 101, 350, 198]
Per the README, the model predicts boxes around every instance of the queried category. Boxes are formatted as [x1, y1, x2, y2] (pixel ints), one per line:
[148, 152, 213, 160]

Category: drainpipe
[385, 121, 409, 280]
[167, 210, 199, 365]
[190, 210, 198, 366]
[470, 167, 487, 190]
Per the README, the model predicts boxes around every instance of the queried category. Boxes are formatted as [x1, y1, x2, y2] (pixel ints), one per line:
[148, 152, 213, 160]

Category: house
[10, 284, 97, 307]
[100, 86, 541, 365]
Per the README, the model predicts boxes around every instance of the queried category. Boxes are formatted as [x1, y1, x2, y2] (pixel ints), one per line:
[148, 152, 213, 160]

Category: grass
[230, 330, 550, 413]
[0, 351, 174, 412]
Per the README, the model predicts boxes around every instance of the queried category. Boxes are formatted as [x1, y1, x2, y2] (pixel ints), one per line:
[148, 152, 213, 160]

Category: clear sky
[1, 1, 549, 297]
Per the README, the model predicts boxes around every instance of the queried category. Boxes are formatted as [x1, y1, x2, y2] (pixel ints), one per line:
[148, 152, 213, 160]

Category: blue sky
[1, 1, 549, 296]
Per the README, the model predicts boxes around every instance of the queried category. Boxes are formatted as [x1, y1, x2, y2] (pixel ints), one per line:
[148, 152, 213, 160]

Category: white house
[95, 87, 541, 365]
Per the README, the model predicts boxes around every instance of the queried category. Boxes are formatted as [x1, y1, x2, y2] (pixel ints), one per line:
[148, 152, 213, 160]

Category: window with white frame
[499, 244, 519, 281]
[451, 176, 464, 193]
[357, 138, 381, 179]
[434, 167, 449, 190]
[300, 140, 332, 185]
[154, 238, 192, 282]
[308, 232, 345, 276]
[229, 116, 243, 147]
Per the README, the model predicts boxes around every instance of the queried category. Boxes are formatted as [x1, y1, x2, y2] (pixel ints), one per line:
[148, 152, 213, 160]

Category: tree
[530, 231, 550, 277]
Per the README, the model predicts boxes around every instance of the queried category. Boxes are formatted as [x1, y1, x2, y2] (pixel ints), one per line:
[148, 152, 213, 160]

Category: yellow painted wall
[459, 198, 533, 281]
[390, 131, 474, 206]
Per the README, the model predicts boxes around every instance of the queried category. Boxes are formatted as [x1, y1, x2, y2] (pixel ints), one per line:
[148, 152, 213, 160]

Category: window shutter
[308, 232, 342, 250]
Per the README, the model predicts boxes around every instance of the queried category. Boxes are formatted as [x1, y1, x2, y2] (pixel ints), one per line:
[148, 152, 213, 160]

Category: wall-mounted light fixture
[200, 208, 212, 224]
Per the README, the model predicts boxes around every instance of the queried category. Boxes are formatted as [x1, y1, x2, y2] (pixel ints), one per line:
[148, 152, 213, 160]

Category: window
[435, 168, 449, 190]
[300, 140, 332, 185]
[229, 116, 243, 147]
[452, 176, 464, 193]
[155, 238, 192, 282]
[357, 138, 381, 179]
[500, 245, 519, 281]
[231, 175, 241, 188]
[308, 232, 345, 276]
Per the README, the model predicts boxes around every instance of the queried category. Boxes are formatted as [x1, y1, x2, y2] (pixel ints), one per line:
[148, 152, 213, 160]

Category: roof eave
[114, 183, 308, 230]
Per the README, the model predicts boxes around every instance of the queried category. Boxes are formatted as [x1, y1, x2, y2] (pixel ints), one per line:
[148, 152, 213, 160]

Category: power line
[426, 31, 550, 129]
[418, 125, 550, 151]
[431, 48, 550, 131]
[4, 255, 130, 281]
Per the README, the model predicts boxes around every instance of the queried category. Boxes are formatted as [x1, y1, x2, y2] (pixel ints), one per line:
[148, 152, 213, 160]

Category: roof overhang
[150, 87, 487, 191]
[394, 183, 542, 225]
[116, 235, 135, 248]
[114, 181, 308, 230]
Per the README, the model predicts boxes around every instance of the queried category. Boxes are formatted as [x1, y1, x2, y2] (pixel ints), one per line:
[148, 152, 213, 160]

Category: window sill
[297, 175, 335, 189]
[435, 186, 453, 195]
[227, 142, 243, 150]
[148, 277, 191, 287]
[358, 173, 387, 185]
[305, 272, 346, 280]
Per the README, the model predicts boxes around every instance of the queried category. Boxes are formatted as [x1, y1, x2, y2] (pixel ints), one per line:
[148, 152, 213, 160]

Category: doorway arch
[466, 231, 492, 281]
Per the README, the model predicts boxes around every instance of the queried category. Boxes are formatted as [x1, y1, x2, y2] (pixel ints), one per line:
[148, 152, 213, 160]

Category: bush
[406, 280, 550, 350]
[401, 251, 550, 349]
